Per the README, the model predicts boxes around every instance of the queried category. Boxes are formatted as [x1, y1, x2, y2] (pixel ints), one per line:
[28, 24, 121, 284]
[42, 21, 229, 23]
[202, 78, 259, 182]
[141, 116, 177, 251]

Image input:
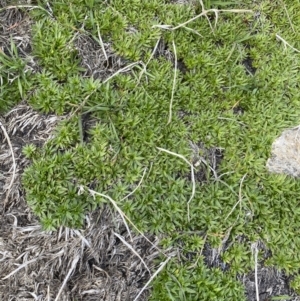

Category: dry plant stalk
[80, 186, 134, 241]
[0, 4, 53, 17]
[54, 254, 80, 301]
[156, 147, 195, 221]
[152, 0, 252, 31]
[0, 120, 16, 206]
[225, 173, 247, 221]
[167, 40, 178, 125]
[133, 256, 172, 301]
[276, 33, 300, 53]
[114, 232, 151, 274]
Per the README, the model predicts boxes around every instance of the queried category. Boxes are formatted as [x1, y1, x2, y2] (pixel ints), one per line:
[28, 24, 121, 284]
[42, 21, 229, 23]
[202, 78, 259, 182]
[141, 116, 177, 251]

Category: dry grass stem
[188, 233, 208, 270]
[121, 167, 147, 202]
[83, 184, 167, 253]
[251, 243, 260, 301]
[54, 254, 80, 301]
[167, 40, 178, 125]
[156, 147, 195, 221]
[173, 8, 252, 30]
[225, 173, 247, 221]
[182, 25, 203, 37]
[133, 256, 172, 301]
[138, 37, 161, 82]
[79, 184, 169, 258]
[96, 23, 108, 61]
[0, 120, 16, 205]
[114, 232, 151, 274]
[152, 0, 252, 32]
[0, 4, 53, 17]
[2, 257, 39, 280]
[83, 187, 133, 241]
[72, 61, 142, 116]
[280, 0, 295, 33]
[276, 33, 300, 53]
[217, 116, 246, 126]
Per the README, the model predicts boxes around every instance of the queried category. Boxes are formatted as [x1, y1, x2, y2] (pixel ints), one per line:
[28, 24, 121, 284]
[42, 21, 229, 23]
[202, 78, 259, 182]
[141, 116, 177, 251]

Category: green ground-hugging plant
[5, 0, 300, 299]
[0, 39, 32, 112]
[150, 258, 246, 301]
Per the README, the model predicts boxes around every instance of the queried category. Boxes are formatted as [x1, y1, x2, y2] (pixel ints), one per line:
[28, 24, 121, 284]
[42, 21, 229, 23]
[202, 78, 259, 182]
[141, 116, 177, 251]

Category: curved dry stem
[0, 120, 16, 206]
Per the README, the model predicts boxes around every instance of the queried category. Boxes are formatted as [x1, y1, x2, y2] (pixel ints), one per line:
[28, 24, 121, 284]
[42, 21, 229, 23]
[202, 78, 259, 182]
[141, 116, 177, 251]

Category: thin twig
[47, 285, 50, 301]
[280, 0, 295, 33]
[182, 25, 203, 37]
[167, 40, 178, 125]
[217, 117, 246, 126]
[187, 233, 207, 270]
[173, 9, 252, 30]
[78, 184, 169, 258]
[78, 186, 168, 257]
[152, 7, 252, 32]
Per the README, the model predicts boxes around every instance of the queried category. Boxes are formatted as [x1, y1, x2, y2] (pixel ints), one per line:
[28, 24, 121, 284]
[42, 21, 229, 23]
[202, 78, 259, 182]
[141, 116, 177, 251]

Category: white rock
[266, 126, 300, 177]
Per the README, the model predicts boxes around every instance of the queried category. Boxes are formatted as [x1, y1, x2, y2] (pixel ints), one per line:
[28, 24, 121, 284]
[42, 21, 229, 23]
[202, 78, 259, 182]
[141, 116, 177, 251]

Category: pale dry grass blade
[121, 167, 147, 202]
[133, 256, 172, 301]
[54, 254, 80, 301]
[276, 33, 300, 53]
[72, 61, 142, 116]
[83, 187, 133, 241]
[182, 25, 203, 37]
[152, 0, 252, 33]
[280, 0, 295, 33]
[251, 242, 260, 301]
[2, 257, 39, 280]
[156, 147, 195, 221]
[225, 173, 247, 221]
[0, 5, 53, 17]
[255, 246, 259, 301]
[187, 233, 207, 270]
[138, 37, 161, 82]
[172, 9, 252, 31]
[96, 23, 108, 61]
[78, 184, 169, 257]
[47, 285, 50, 301]
[167, 40, 178, 125]
[0, 121, 16, 205]
[114, 232, 151, 274]
[73, 229, 91, 248]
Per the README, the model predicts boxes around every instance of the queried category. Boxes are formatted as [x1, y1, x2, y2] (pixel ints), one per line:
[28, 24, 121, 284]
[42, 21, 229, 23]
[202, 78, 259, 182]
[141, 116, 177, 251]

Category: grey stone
[266, 126, 300, 177]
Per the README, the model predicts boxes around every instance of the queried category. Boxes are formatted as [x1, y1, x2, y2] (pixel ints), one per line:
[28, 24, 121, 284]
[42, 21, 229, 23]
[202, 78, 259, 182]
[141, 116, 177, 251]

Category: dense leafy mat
[2, 0, 300, 300]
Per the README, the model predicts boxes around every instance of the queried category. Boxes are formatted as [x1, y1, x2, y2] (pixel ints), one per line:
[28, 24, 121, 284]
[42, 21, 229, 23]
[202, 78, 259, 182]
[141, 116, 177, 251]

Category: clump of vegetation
[0, 39, 32, 112]
[2, 0, 300, 299]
